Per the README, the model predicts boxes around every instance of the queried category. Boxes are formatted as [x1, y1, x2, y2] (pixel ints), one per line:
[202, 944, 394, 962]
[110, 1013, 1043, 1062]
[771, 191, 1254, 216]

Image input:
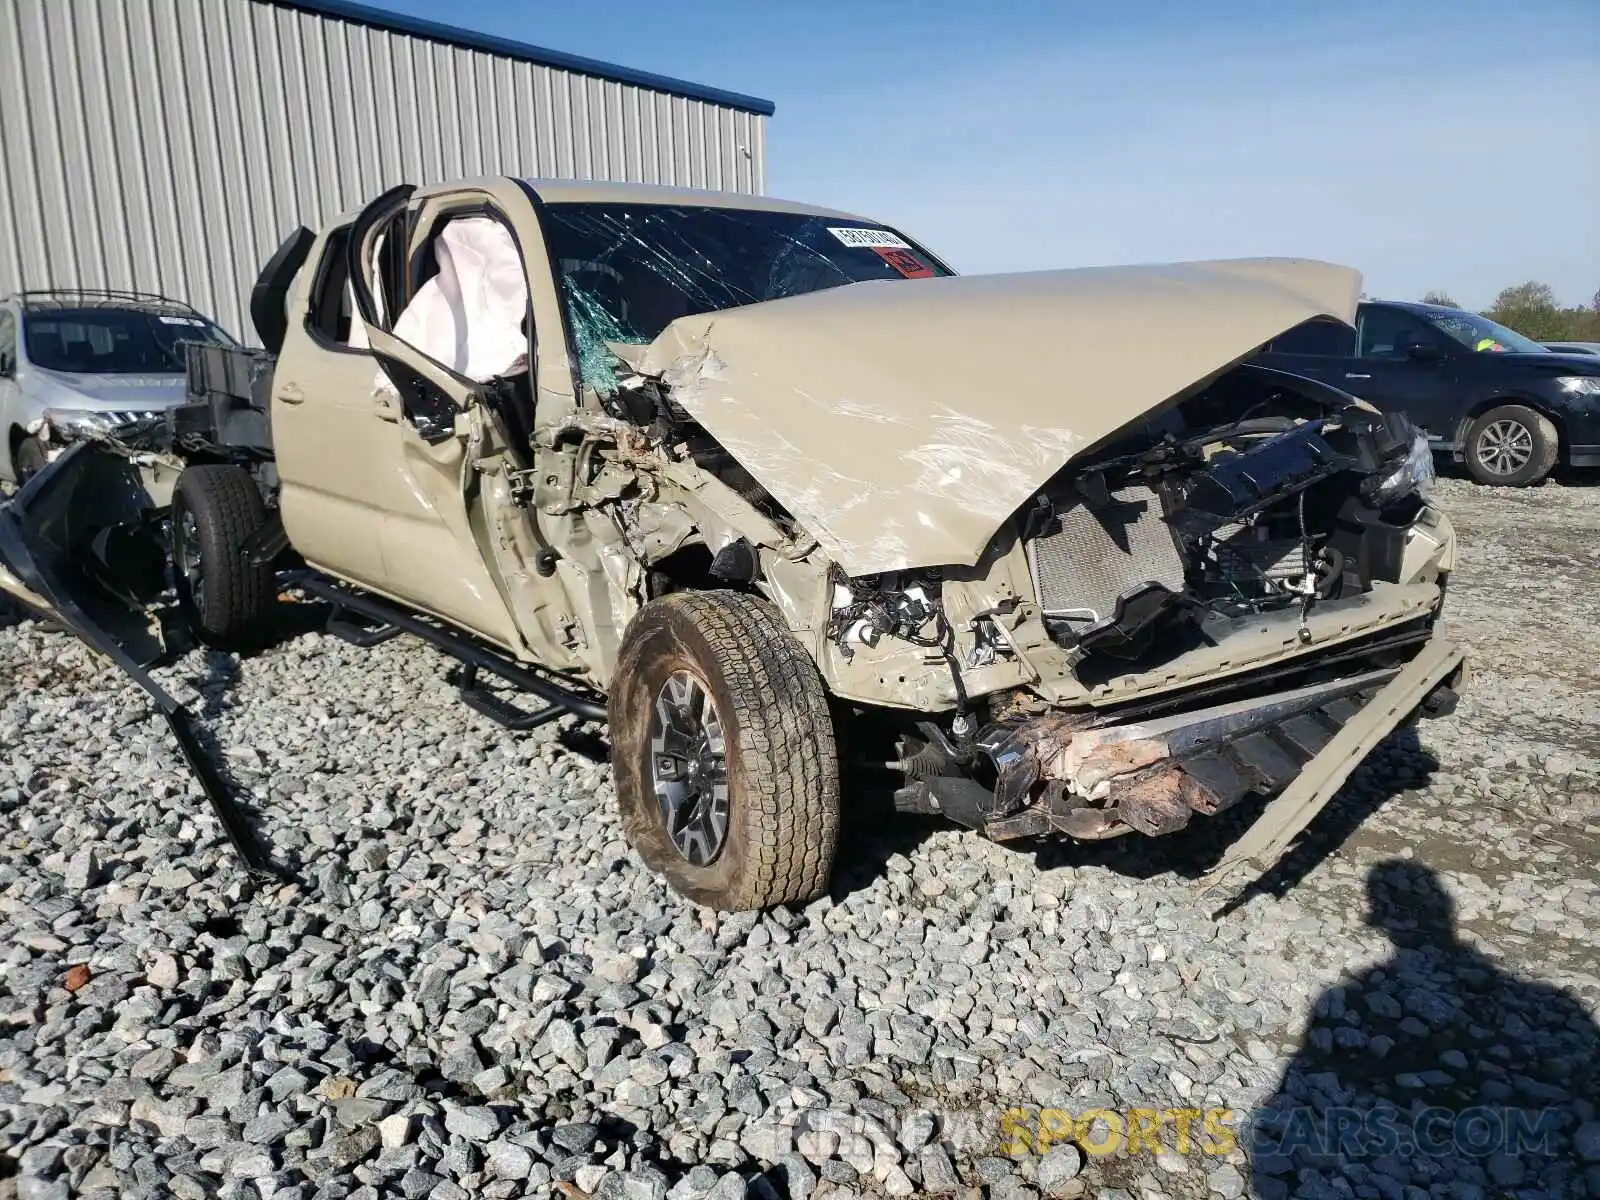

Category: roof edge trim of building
[264, 0, 777, 116]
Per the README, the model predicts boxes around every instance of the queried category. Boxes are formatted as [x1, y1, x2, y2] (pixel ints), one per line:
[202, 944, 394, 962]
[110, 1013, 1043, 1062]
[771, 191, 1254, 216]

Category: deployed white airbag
[374, 217, 529, 390]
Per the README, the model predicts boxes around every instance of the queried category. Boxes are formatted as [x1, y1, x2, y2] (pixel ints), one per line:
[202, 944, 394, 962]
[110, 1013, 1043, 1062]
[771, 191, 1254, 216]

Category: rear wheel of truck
[1465, 404, 1558, 485]
[609, 590, 840, 911]
[171, 465, 276, 650]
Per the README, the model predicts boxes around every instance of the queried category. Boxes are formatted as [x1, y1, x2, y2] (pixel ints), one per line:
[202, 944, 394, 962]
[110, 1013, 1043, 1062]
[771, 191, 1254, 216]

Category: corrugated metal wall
[0, 0, 768, 339]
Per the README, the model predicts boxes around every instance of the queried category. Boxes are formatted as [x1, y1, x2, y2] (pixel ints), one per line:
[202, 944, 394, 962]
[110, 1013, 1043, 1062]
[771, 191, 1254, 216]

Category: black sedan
[1253, 300, 1600, 484]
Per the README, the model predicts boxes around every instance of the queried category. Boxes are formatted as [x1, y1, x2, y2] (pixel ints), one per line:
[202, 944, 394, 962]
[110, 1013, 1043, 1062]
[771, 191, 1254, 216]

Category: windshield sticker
[874, 247, 935, 279]
[157, 315, 205, 326]
[827, 226, 911, 250]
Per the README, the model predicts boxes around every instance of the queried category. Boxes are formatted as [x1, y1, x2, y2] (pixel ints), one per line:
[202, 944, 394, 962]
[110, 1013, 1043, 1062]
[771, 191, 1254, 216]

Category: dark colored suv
[1253, 300, 1600, 484]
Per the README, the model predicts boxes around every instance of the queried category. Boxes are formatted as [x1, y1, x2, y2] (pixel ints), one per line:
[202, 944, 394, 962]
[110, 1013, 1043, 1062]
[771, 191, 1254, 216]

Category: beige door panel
[356, 323, 524, 650]
[286, 182, 584, 663]
[273, 328, 400, 593]
[275, 208, 521, 650]
[368, 187, 583, 658]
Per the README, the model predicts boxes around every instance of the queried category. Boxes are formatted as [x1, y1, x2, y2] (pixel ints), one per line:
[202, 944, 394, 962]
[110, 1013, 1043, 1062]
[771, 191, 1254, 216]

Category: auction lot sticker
[827, 226, 911, 249]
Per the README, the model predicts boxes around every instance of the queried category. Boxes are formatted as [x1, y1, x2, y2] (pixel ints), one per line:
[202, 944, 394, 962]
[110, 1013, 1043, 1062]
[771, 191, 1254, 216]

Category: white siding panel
[0, 0, 768, 340]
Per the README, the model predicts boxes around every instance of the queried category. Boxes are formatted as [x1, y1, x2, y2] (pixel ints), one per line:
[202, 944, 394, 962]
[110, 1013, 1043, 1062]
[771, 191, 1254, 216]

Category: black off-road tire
[171, 465, 276, 650]
[609, 590, 840, 910]
[1465, 404, 1559, 486]
[14, 436, 47, 485]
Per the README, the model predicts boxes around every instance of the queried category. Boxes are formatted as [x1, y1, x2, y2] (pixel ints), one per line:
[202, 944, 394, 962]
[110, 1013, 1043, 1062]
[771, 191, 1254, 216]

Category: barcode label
[827, 226, 911, 249]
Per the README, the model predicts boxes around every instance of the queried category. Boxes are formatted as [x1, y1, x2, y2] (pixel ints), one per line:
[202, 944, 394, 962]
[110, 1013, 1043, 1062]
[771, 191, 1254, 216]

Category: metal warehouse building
[0, 0, 773, 339]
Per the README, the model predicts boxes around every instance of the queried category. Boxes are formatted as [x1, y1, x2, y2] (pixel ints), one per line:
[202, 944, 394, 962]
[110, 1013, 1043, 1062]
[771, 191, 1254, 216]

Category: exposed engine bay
[807, 367, 1441, 686]
[669, 364, 1460, 857]
[1017, 392, 1433, 661]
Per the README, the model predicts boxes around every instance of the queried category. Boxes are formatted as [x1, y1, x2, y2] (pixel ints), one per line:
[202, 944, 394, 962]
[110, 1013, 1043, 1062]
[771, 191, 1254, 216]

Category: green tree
[1421, 290, 1458, 307]
[1492, 281, 1558, 311]
[1486, 281, 1566, 340]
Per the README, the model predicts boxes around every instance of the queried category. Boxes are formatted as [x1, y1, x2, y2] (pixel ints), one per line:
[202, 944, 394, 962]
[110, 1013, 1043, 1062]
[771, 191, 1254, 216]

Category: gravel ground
[1, 475, 1596, 1200]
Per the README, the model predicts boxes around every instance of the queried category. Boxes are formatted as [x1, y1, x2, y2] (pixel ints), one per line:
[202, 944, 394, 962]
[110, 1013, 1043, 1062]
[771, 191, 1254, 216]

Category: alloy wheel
[648, 669, 730, 865]
[1474, 419, 1534, 477]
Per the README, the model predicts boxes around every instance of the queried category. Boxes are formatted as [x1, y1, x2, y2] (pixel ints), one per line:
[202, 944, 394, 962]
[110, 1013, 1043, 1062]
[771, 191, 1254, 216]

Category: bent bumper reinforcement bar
[1199, 635, 1466, 886]
[896, 637, 1466, 891]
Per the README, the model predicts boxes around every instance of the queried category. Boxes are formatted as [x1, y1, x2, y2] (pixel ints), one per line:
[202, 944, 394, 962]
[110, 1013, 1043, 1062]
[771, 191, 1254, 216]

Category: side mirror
[1404, 339, 1443, 363]
[373, 353, 463, 445]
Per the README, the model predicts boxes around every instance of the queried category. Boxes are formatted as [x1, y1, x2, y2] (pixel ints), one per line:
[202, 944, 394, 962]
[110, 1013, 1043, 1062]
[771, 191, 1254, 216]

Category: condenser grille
[1211, 524, 1312, 585]
[1026, 486, 1186, 621]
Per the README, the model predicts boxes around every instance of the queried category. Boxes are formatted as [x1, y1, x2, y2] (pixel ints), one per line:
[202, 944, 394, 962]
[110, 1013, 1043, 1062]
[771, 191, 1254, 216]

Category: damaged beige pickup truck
[0, 178, 1465, 910]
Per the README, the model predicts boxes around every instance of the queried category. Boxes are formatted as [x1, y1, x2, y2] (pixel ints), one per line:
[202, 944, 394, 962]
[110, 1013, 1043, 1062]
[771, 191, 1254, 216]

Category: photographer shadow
[1250, 860, 1599, 1198]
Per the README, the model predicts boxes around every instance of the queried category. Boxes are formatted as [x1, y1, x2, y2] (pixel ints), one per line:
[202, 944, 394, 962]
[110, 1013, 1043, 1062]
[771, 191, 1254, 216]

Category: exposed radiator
[1026, 485, 1186, 623]
[1210, 523, 1313, 586]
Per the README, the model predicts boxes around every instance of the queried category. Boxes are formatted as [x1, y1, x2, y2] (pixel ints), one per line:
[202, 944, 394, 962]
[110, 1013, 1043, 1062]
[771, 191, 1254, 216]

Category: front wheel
[609, 591, 840, 911]
[1465, 404, 1558, 485]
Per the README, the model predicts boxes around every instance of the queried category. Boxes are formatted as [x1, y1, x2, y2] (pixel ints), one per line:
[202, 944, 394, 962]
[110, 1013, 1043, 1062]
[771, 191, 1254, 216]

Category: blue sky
[379, 0, 1598, 309]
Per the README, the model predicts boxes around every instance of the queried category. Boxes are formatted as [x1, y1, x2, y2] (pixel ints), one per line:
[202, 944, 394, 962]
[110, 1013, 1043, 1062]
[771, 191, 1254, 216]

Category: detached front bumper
[898, 636, 1466, 880]
[0, 441, 274, 874]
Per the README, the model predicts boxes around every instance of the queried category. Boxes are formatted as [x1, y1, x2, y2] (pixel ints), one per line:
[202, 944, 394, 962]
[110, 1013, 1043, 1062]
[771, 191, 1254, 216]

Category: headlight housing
[1366, 430, 1435, 507]
[1556, 375, 1600, 397]
[38, 408, 125, 439]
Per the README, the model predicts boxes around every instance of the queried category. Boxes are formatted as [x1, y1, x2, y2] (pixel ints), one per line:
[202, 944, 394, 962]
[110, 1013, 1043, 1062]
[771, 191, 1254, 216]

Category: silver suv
[0, 289, 234, 484]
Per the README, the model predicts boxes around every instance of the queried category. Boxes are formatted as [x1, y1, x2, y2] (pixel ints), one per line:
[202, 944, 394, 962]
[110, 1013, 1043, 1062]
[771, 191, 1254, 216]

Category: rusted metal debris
[1064, 736, 1170, 795]
[1114, 763, 1209, 837]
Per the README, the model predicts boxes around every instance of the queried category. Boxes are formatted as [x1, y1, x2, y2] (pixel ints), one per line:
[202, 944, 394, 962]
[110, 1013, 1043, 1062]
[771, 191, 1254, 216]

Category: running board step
[325, 605, 402, 647]
[447, 663, 566, 731]
[291, 573, 607, 724]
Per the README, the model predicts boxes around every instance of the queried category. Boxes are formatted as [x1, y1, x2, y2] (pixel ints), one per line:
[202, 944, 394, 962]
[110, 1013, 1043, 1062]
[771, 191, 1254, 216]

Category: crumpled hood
[637, 258, 1362, 576]
[21, 366, 188, 411]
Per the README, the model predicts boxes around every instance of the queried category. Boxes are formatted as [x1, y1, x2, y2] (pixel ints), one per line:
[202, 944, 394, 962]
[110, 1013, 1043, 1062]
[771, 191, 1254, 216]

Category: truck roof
[520, 178, 867, 220]
[323, 177, 879, 230]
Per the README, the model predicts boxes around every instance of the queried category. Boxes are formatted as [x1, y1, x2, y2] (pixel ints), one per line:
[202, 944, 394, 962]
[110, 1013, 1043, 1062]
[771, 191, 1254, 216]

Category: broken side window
[307, 226, 356, 344]
[539, 203, 950, 396]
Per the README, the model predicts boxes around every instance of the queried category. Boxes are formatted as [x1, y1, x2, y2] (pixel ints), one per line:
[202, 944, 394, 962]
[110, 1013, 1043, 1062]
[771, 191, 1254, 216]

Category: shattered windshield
[23, 307, 233, 374]
[539, 203, 950, 394]
[1425, 310, 1546, 355]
